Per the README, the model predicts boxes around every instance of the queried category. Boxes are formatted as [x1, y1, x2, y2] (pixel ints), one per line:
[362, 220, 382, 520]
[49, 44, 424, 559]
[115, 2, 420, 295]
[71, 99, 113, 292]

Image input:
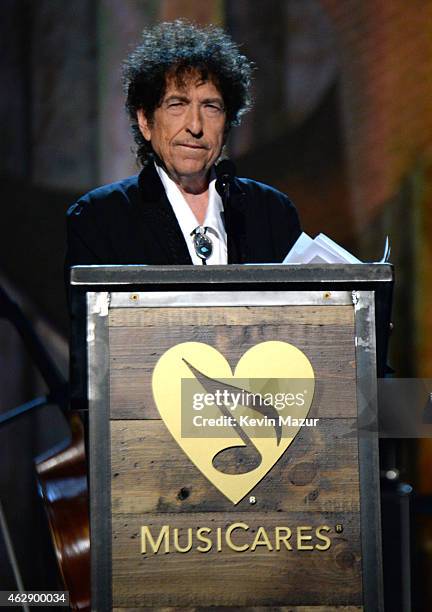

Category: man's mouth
[177, 143, 208, 150]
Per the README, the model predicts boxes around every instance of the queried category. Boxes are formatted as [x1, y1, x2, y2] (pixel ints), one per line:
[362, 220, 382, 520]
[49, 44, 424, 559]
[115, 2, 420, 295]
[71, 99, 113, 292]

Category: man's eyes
[164, 101, 224, 114]
[164, 102, 185, 114]
[204, 103, 224, 113]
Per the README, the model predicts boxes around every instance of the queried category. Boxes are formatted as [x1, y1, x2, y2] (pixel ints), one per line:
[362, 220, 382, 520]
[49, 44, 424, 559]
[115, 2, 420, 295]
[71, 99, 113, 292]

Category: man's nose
[185, 104, 204, 137]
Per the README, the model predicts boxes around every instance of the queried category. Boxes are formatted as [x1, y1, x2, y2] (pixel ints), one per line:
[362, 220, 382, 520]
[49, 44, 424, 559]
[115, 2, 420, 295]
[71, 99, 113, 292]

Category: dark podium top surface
[70, 263, 394, 287]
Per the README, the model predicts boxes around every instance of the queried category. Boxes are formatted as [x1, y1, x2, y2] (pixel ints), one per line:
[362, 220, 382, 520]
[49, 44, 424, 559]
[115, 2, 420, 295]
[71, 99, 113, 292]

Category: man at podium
[65, 20, 301, 270]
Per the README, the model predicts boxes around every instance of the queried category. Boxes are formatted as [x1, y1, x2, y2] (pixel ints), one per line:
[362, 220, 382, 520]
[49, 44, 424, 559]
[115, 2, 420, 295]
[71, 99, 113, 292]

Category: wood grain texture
[109, 306, 354, 328]
[111, 419, 360, 514]
[112, 512, 362, 607]
[113, 606, 363, 612]
[108, 304, 362, 609]
[109, 306, 356, 420]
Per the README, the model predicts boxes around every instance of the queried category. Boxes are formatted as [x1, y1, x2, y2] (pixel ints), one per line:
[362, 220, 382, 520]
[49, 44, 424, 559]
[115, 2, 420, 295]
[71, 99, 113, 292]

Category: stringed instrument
[36, 413, 90, 611]
[0, 286, 90, 611]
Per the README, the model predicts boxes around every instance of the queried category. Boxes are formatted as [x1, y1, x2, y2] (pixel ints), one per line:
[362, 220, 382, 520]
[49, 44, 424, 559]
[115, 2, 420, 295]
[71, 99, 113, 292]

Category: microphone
[215, 159, 236, 198]
[215, 159, 240, 263]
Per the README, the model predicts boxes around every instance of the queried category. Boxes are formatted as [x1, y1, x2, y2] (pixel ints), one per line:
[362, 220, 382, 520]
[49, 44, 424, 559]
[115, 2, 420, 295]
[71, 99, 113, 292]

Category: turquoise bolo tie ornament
[191, 226, 213, 264]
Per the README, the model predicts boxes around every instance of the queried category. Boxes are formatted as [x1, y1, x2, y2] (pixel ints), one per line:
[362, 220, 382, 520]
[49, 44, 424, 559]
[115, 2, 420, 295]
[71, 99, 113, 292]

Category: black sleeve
[64, 199, 108, 300]
[268, 192, 302, 262]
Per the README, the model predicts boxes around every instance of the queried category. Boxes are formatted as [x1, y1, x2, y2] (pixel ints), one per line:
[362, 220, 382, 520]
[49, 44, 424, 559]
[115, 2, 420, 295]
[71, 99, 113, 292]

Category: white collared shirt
[155, 163, 227, 265]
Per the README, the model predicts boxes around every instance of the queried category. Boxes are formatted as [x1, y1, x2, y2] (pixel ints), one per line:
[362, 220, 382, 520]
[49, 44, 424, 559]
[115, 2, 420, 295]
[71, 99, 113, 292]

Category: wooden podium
[70, 264, 393, 611]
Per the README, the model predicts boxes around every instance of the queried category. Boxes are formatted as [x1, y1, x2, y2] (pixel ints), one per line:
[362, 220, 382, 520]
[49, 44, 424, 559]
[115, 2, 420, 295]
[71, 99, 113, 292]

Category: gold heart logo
[152, 341, 315, 504]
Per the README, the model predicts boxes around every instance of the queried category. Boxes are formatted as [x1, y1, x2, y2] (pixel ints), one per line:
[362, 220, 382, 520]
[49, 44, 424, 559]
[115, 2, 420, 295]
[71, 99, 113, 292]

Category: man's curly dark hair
[122, 19, 253, 166]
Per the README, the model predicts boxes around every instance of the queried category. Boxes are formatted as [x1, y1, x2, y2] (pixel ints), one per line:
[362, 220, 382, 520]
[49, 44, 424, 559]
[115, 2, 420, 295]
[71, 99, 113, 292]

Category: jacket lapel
[136, 162, 251, 265]
[226, 179, 248, 264]
[137, 163, 192, 265]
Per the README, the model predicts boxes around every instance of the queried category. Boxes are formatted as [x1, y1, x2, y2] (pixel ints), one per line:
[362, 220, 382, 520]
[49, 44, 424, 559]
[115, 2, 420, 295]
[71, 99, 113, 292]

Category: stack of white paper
[283, 232, 361, 264]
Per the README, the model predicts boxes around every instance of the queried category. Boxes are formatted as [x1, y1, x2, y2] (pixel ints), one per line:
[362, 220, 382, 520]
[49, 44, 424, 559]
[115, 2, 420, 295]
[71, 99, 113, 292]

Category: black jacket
[65, 162, 301, 269]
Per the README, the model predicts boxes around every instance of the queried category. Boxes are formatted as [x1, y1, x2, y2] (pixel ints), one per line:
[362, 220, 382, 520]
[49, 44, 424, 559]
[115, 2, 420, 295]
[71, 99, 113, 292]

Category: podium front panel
[85, 286, 383, 611]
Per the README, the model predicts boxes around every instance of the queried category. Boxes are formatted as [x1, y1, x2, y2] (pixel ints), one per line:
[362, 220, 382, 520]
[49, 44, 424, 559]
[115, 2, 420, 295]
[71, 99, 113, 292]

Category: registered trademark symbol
[249, 496, 257, 504]
[335, 524, 343, 533]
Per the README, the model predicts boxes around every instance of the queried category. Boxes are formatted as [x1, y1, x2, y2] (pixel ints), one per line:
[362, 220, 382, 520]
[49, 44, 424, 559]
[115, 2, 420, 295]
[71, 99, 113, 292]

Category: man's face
[137, 73, 226, 187]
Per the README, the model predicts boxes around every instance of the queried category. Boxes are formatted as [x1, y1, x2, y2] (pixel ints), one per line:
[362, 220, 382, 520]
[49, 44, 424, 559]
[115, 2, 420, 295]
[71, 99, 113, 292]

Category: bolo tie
[191, 226, 214, 265]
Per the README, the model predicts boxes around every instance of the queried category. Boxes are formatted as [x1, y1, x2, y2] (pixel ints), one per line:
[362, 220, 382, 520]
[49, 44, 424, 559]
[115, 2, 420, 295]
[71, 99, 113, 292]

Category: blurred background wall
[0, 0, 431, 607]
